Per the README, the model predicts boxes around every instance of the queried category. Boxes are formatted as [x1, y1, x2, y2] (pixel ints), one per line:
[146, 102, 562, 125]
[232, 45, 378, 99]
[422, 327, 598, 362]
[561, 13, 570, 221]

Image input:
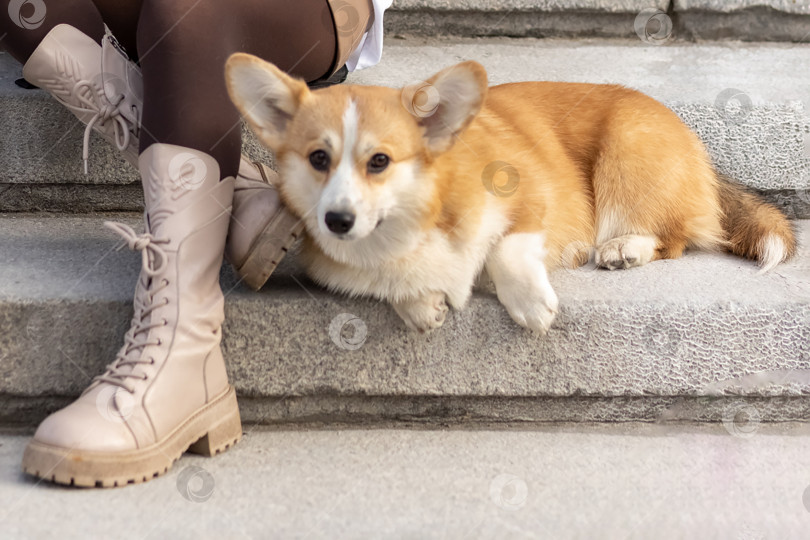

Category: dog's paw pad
[431, 300, 448, 326]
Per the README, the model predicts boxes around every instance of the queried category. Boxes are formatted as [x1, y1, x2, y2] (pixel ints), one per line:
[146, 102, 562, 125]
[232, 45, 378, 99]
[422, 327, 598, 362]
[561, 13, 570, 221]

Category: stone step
[2, 37, 809, 217]
[1, 214, 808, 427]
[385, 0, 810, 41]
[3, 423, 810, 538]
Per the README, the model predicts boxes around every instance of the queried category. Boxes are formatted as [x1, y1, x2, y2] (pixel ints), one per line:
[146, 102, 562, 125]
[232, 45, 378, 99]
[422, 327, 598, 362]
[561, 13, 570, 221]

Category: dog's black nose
[325, 211, 355, 234]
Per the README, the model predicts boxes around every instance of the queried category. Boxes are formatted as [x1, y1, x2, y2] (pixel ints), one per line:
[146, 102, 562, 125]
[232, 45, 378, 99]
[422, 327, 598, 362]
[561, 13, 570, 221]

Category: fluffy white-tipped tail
[717, 174, 796, 272]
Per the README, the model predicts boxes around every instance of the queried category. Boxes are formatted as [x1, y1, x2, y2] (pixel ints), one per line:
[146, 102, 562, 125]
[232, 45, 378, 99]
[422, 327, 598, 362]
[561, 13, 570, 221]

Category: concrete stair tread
[2, 38, 809, 216]
[350, 37, 810, 103]
[1, 214, 808, 304]
[3, 424, 810, 538]
[3, 39, 810, 179]
[1, 214, 809, 425]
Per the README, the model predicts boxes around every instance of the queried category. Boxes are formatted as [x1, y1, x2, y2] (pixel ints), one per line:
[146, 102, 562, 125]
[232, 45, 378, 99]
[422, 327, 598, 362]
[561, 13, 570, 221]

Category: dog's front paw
[391, 292, 449, 333]
[497, 282, 559, 335]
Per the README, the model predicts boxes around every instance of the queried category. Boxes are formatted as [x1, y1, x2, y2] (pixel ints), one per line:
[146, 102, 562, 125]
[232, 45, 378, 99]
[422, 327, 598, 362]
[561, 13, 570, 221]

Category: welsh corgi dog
[225, 54, 796, 334]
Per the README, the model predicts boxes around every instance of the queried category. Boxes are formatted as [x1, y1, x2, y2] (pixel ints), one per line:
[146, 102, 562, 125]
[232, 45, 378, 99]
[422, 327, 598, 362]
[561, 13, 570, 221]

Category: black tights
[1, 0, 337, 178]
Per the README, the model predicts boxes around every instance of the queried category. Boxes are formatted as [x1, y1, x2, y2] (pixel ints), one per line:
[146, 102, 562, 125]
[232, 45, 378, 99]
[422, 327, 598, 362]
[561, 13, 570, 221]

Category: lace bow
[104, 221, 168, 276]
[72, 79, 133, 174]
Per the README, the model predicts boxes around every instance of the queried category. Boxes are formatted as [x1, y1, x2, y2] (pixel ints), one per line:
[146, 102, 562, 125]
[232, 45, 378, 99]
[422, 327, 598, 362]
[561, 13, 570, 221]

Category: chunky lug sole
[21, 386, 242, 488]
[236, 208, 305, 291]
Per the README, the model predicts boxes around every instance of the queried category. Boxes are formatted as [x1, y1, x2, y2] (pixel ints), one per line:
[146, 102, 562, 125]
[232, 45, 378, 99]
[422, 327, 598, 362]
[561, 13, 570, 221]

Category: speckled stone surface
[385, 0, 672, 39]
[675, 0, 810, 13]
[0, 215, 808, 425]
[385, 0, 810, 40]
[391, 0, 810, 13]
[673, 1, 810, 42]
[390, 0, 669, 10]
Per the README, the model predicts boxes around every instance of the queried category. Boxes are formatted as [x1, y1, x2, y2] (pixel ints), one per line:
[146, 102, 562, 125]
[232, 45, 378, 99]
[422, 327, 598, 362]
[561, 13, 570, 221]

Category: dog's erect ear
[225, 53, 311, 149]
[402, 61, 488, 154]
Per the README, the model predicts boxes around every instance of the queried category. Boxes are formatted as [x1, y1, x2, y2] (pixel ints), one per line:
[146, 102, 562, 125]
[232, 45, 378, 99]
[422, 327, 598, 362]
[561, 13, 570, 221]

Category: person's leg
[89, 0, 142, 59]
[0, 0, 104, 63]
[136, 0, 337, 178]
[21, 0, 342, 488]
[135, 0, 344, 289]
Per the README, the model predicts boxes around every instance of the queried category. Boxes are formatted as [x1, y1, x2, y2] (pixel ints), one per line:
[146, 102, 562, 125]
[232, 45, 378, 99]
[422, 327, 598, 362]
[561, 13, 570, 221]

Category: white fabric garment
[346, 0, 393, 72]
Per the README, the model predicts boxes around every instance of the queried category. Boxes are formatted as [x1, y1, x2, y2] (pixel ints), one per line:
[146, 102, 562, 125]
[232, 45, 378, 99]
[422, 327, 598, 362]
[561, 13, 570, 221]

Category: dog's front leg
[485, 232, 559, 335]
[391, 291, 449, 333]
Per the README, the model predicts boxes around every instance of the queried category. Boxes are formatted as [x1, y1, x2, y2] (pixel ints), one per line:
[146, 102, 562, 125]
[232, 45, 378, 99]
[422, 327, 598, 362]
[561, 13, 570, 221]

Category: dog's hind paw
[391, 292, 449, 333]
[596, 235, 657, 270]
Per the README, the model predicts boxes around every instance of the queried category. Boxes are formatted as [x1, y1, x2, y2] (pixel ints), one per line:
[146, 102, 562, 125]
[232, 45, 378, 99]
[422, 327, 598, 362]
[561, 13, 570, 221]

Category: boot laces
[70, 79, 134, 174]
[94, 222, 171, 393]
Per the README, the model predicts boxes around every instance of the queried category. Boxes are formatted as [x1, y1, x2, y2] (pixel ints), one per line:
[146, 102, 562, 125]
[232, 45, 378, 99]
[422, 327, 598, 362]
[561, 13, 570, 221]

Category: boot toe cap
[33, 398, 138, 453]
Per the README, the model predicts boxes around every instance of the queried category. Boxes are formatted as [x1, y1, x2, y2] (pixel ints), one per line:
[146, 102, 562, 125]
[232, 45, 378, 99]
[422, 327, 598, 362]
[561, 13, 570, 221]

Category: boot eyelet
[163, 298, 169, 306]
[149, 357, 155, 365]
[141, 373, 148, 380]
[157, 338, 162, 346]
[162, 279, 169, 286]
[162, 318, 168, 326]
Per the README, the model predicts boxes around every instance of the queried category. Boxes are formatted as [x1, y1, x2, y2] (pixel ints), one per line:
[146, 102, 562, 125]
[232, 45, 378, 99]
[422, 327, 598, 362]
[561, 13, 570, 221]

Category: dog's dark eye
[368, 153, 390, 174]
[309, 150, 330, 171]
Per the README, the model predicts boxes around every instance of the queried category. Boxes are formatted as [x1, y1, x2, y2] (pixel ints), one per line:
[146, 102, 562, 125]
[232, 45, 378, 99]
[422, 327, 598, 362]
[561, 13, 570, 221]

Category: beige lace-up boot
[23, 24, 142, 172]
[226, 156, 304, 290]
[23, 24, 300, 288]
[22, 144, 241, 487]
